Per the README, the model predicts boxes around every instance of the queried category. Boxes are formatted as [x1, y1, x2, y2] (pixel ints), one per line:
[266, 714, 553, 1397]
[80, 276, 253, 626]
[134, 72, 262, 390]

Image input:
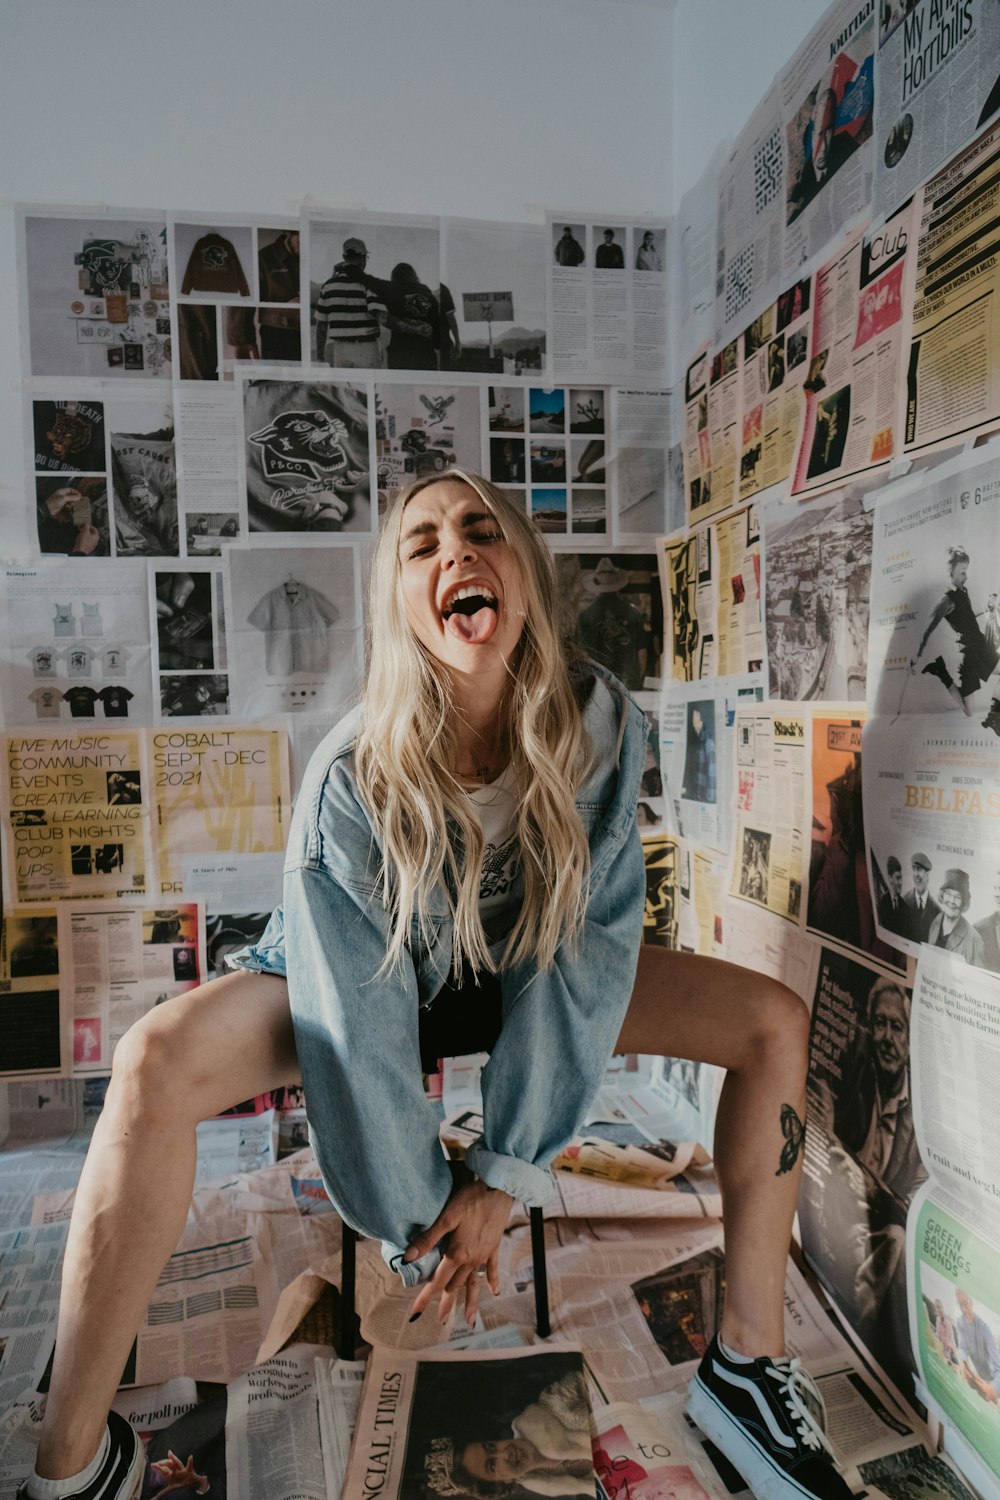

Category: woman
[425, 1371, 593, 1498]
[22, 472, 843, 1500]
[927, 868, 986, 966]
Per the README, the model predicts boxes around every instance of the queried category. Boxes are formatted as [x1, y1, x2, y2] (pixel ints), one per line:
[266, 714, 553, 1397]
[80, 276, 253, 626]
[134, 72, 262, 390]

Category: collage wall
[2, 0, 1000, 1487]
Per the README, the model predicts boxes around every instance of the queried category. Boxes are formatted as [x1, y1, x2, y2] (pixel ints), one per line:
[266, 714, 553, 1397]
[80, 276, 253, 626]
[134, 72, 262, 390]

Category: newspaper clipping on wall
[874, 0, 1000, 220]
[902, 117, 1000, 455]
[792, 205, 912, 497]
[864, 452, 1000, 975]
[0, 906, 62, 1078]
[716, 84, 787, 346]
[729, 709, 805, 924]
[779, 0, 876, 276]
[738, 276, 812, 502]
[547, 214, 669, 383]
[660, 530, 715, 683]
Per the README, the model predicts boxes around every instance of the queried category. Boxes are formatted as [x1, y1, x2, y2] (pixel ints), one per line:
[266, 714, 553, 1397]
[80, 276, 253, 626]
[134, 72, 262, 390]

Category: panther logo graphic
[202, 244, 228, 268]
[249, 409, 350, 481]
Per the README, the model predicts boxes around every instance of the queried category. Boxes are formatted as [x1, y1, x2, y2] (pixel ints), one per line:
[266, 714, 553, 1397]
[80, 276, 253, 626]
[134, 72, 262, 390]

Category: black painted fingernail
[408, 1311, 422, 1323]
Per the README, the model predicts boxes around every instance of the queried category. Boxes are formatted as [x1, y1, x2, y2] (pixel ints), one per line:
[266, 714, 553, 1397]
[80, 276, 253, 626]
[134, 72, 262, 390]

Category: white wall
[0, 0, 674, 547]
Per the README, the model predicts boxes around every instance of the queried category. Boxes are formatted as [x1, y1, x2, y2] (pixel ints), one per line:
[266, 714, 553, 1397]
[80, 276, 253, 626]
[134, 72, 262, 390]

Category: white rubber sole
[688, 1376, 825, 1500]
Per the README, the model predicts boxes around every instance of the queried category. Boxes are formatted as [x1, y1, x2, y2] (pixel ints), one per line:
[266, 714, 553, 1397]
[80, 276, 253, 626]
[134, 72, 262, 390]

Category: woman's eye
[407, 544, 435, 559]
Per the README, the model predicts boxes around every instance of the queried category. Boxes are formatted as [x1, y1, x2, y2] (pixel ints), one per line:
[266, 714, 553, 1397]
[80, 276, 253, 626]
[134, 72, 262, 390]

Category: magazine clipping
[738, 276, 812, 501]
[729, 709, 806, 925]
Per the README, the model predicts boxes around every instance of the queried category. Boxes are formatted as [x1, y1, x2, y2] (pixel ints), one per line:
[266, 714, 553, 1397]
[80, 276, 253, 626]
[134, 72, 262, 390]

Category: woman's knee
[746, 979, 810, 1074]
[108, 1006, 215, 1120]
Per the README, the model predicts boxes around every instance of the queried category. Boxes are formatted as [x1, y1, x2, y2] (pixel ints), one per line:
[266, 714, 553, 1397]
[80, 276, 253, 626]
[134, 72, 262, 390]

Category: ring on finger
[474, 1267, 488, 1278]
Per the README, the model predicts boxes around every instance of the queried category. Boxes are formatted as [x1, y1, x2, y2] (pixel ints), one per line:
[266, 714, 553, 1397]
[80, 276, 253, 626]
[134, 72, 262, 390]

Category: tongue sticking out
[445, 605, 498, 643]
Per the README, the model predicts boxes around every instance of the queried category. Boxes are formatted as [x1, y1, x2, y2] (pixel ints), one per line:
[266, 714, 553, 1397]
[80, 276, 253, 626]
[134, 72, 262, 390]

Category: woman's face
[397, 479, 526, 676]
[461, 1438, 538, 1483]
[938, 886, 964, 920]
[949, 558, 969, 586]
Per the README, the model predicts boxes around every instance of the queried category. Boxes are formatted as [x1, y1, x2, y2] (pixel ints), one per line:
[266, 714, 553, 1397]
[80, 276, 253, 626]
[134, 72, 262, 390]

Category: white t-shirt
[462, 764, 520, 936]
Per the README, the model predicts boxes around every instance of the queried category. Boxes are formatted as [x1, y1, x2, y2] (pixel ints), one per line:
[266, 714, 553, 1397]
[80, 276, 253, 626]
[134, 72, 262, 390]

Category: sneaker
[687, 1336, 852, 1500]
[18, 1412, 143, 1500]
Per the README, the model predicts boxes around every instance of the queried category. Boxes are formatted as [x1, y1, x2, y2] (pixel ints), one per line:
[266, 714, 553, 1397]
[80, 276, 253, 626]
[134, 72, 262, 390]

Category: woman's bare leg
[617, 948, 809, 1358]
[35, 970, 300, 1480]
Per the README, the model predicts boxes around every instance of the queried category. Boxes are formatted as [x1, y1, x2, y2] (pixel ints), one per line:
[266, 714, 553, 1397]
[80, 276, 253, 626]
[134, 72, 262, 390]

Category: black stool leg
[339, 1221, 358, 1358]
[529, 1206, 550, 1338]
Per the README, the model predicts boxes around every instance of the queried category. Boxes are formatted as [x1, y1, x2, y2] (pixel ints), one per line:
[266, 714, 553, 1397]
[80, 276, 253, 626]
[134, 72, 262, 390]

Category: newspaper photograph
[344, 1345, 595, 1500]
[150, 562, 229, 720]
[864, 453, 1000, 972]
[729, 709, 805, 924]
[763, 485, 873, 701]
[4, 729, 147, 901]
[703, 338, 741, 523]
[660, 531, 715, 683]
[0, 907, 62, 1078]
[806, 714, 906, 972]
[799, 943, 924, 1400]
[19, 210, 170, 379]
[903, 117, 1000, 454]
[547, 213, 669, 383]
[28, 392, 112, 558]
[441, 219, 546, 375]
[792, 206, 912, 497]
[487, 382, 610, 537]
[241, 376, 372, 535]
[374, 379, 483, 505]
[173, 213, 303, 380]
[150, 725, 290, 895]
[738, 276, 812, 501]
[0, 559, 153, 730]
[779, 0, 876, 276]
[715, 84, 787, 346]
[714, 504, 762, 676]
[553, 552, 663, 691]
[108, 393, 179, 557]
[225, 545, 361, 721]
[875, 0, 1000, 220]
[641, 835, 681, 950]
[65, 900, 203, 1075]
[660, 676, 761, 854]
[306, 210, 441, 371]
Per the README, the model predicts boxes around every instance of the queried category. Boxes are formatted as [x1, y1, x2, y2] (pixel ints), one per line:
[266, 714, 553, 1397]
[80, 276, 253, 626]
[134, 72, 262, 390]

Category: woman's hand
[403, 1167, 513, 1325]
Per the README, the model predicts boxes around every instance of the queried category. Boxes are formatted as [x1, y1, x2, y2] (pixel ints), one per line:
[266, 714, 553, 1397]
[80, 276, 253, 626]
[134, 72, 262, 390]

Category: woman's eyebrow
[400, 510, 494, 545]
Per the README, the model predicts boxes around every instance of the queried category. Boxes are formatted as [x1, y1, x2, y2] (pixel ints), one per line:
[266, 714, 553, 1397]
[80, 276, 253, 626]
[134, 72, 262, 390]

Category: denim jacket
[227, 665, 647, 1285]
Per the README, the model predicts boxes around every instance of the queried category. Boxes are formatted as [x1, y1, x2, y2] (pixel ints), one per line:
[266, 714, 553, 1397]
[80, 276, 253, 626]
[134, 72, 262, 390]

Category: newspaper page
[487, 380, 613, 540]
[805, 714, 907, 973]
[553, 552, 663, 692]
[714, 504, 763, 677]
[729, 709, 806, 924]
[3, 729, 148, 901]
[225, 544, 362, 721]
[148, 559, 229, 719]
[592, 1400, 717, 1500]
[723, 898, 817, 1002]
[225, 1344, 331, 1500]
[737, 277, 812, 502]
[641, 834, 681, 951]
[793, 206, 912, 497]
[316, 1357, 367, 1500]
[151, 726, 290, 896]
[799, 941, 925, 1401]
[374, 378, 484, 503]
[681, 847, 729, 960]
[441, 218, 547, 376]
[864, 452, 1000, 973]
[874, 0, 1000, 221]
[905, 946, 1000, 1488]
[612, 387, 674, 542]
[343, 1345, 595, 1500]
[65, 899, 204, 1074]
[715, 84, 787, 347]
[682, 348, 713, 529]
[703, 340, 741, 524]
[660, 529, 716, 683]
[0, 560, 153, 730]
[0, 907, 63, 1078]
[547, 214, 669, 383]
[903, 117, 1000, 454]
[18, 208, 171, 380]
[659, 676, 762, 853]
[677, 153, 724, 365]
[858, 1447, 986, 1500]
[175, 386, 243, 546]
[763, 485, 873, 702]
[26, 389, 111, 560]
[779, 0, 876, 278]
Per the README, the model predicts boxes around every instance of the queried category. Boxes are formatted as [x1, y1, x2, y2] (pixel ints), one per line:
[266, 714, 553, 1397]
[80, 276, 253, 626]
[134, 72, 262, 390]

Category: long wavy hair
[355, 469, 592, 978]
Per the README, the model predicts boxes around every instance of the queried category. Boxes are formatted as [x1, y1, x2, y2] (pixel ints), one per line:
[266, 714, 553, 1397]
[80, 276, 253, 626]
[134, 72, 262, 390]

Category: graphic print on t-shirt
[63, 685, 99, 718]
[96, 686, 134, 718]
[480, 831, 519, 903]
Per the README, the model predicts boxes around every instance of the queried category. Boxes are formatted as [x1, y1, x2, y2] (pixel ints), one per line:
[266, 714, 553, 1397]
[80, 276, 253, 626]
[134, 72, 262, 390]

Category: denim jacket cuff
[464, 1142, 555, 1206]
[383, 1241, 443, 1287]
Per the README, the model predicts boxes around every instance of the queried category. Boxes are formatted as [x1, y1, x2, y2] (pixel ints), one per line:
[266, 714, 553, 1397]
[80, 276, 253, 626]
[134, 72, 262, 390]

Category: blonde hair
[355, 470, 592, 979]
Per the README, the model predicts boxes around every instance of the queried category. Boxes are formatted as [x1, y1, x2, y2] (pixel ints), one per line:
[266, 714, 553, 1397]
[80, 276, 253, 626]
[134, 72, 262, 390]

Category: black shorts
[417, 963, 503, 1073]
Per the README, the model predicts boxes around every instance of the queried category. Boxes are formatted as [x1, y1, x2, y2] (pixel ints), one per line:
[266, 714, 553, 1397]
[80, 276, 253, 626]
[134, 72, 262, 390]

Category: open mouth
[440, 584, 499, 643]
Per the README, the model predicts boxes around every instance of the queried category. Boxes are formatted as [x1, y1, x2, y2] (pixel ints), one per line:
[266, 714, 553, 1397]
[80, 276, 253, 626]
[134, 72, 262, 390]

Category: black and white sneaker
[687, 1336, 852, 1500]
[18, 1412, 143, 1500]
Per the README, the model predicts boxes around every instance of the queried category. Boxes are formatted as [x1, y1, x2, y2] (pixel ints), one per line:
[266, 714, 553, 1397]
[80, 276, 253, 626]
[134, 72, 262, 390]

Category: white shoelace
[765, 1358, 838, 1462]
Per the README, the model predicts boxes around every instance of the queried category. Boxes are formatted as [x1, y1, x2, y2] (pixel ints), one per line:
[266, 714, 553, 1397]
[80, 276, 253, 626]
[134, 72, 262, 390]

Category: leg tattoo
[775, 1103, 805, 1176]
